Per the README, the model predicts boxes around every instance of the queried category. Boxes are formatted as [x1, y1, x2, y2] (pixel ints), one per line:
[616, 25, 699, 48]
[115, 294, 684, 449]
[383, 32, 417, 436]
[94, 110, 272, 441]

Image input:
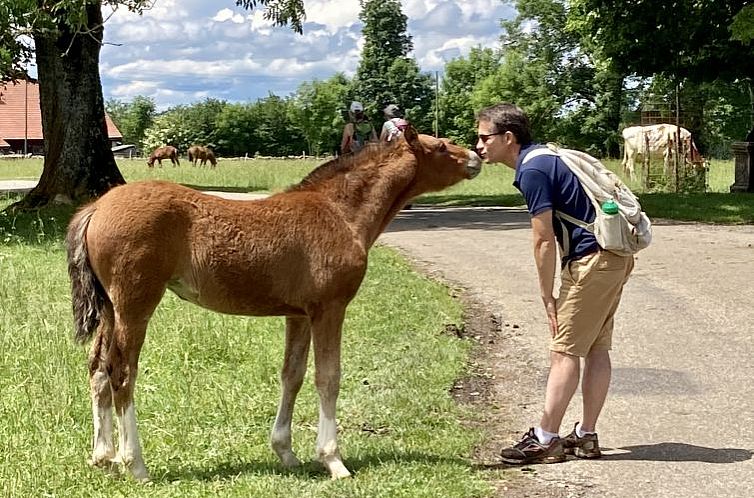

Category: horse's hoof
[280, 453, 302, 468]
[323, 458, 352, 479]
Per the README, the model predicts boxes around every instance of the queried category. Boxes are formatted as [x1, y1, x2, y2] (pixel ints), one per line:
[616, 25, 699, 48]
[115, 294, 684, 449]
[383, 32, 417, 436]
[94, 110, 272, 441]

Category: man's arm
[341, 123, 353, 154]
[531, 209, 559, 336]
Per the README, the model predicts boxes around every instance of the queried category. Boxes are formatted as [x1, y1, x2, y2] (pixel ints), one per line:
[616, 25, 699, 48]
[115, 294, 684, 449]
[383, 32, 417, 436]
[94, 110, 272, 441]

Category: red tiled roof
[0, 80, 122, 141]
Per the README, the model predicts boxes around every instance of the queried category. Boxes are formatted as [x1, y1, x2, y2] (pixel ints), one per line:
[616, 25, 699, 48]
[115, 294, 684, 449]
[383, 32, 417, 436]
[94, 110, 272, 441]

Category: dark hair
[477, 103, 532, 146]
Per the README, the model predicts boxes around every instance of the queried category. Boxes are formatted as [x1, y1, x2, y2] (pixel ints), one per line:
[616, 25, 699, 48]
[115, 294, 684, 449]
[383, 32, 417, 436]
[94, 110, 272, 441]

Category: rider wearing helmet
[340, 101, 377, 154]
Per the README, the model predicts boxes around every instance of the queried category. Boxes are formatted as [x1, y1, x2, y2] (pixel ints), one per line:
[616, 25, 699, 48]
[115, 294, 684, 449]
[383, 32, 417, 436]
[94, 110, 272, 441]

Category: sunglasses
[478, 131, 505, 143]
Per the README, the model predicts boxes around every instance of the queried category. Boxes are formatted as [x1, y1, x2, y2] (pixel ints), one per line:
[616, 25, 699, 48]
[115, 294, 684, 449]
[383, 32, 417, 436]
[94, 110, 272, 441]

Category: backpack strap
[521, 146, 595, 255]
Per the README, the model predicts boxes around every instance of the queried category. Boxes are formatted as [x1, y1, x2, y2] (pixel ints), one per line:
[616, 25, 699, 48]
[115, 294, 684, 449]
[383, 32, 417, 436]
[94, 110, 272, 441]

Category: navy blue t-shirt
[513, 144, 600, 265]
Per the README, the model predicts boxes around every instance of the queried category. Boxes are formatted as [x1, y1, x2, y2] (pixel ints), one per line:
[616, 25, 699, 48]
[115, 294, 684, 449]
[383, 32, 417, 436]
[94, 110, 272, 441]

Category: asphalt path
[381, 206, 754, 498]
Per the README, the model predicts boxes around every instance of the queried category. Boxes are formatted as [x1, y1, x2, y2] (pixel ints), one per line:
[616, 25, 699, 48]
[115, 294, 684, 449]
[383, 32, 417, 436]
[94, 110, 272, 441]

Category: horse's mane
[287, 141, 404, 192]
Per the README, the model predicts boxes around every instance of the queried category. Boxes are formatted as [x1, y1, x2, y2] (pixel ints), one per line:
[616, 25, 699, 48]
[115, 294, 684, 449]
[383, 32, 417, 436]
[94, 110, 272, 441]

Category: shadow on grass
[0, 194, 76, 245]
[181, 184, 270, 194]
[155, 451, 471, 483]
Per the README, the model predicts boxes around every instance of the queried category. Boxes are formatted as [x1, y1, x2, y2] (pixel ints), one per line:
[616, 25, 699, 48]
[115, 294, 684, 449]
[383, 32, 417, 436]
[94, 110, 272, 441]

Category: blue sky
[99, 0, 515, 110]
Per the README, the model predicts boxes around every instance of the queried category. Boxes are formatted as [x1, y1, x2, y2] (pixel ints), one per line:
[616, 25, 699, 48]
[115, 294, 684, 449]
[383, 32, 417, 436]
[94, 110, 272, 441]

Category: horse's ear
[403, 124, 421, 150]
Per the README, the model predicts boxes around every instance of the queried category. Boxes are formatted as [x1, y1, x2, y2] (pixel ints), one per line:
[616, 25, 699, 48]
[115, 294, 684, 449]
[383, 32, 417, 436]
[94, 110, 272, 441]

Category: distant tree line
[109, 0, 753, 162]
[4, 0, 751, 207]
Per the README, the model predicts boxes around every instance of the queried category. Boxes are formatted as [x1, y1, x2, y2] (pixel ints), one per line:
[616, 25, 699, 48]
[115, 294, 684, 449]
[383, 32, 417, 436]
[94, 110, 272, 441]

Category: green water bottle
[601, 199, 619, 214]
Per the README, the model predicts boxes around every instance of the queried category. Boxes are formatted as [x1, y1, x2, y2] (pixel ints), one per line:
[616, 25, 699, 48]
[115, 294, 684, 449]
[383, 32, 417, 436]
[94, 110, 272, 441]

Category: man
[341, 101, 377, 154]
[476, 103, 634, 465]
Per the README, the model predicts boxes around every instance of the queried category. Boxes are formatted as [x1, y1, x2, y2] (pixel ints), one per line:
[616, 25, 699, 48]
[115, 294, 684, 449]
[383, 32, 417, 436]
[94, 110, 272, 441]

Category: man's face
[476, 120, 516, 169]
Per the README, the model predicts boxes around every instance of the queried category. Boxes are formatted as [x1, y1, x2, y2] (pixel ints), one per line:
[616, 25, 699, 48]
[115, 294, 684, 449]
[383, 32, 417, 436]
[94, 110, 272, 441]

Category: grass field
[0, 195, 496, 497]
[1, 156, 750, 224]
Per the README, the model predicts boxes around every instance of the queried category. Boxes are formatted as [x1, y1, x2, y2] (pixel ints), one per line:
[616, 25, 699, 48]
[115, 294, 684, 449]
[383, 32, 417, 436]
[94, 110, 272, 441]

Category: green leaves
[731, 4, 754, 44]
[354, 0, 433, 132]
[570, 0, 754, 82]
[235, 0, 306, 34]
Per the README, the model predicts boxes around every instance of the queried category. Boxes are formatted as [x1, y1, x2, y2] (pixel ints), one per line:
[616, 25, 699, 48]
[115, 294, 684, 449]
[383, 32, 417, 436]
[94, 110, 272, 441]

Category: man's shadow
[603, 442, 753, 463]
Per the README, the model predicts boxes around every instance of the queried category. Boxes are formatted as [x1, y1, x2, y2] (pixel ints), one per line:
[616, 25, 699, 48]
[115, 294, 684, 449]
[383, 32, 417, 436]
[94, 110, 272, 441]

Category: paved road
[381, 206, 754, 497]
[0, 180, 37, 195]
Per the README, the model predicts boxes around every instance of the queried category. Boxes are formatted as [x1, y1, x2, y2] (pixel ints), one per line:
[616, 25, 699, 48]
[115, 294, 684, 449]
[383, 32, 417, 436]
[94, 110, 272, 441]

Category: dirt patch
[407, 251, 579, 496]
[451, 298, 577, 497]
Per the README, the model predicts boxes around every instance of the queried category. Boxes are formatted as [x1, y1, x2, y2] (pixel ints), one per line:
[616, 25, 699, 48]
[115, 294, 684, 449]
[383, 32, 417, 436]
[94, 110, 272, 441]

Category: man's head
[350, 101, 365, 121]
[476, 103, 532, 168]
[384, 104, 402, 119]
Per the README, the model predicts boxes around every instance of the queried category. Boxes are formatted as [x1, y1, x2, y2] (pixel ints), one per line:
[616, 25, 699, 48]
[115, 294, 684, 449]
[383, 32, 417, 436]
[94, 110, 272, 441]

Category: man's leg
[581, 349, 611, 432]
[499, 351, 577, 465]
[539, 351, 580, 434]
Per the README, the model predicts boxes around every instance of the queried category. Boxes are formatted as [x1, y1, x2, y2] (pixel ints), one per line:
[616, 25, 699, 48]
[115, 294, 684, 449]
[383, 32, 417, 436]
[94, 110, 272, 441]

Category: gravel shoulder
[381, 206, 754, 498]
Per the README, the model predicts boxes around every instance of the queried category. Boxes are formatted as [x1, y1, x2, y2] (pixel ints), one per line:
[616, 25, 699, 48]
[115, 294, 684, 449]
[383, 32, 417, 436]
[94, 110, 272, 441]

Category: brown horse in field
[187, 145, 217, 168]
[146, 146, 180, 167]
[65, 127, 481, 482]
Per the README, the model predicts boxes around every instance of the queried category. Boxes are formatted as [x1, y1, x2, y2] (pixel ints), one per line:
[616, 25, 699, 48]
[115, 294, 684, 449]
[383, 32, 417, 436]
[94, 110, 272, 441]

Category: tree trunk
[14, 3, 124, 209]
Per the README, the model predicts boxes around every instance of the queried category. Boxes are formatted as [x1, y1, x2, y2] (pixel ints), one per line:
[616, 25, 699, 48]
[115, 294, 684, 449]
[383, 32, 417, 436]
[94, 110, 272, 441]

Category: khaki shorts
[552, 250, 634, 357]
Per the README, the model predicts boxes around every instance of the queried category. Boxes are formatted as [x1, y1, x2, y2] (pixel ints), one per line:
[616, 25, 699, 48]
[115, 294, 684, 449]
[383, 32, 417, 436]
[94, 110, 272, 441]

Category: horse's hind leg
[89, 303, 115, 467]
[271, 316, 311, 468]
[108, 308, 156, 481]
[311, 305, 351, 479]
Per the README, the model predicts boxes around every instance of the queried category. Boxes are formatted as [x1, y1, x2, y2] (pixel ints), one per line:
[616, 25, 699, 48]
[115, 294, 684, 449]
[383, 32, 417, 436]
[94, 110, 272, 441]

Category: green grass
[0, 198, 496, 497]
[1, 156, 748, 222]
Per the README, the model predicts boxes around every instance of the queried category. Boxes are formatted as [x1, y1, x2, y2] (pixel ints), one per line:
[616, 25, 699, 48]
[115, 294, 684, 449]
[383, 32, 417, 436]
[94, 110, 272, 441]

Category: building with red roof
[0, 79, 122, 154]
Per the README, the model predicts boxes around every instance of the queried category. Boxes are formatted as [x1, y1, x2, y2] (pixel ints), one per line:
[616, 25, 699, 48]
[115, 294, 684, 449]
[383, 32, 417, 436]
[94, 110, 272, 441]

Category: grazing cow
[621, 124, 703, 180]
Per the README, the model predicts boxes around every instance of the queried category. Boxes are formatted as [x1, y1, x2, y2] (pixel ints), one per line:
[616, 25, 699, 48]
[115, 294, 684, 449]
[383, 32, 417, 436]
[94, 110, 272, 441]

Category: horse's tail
[65, 204, 108, 345]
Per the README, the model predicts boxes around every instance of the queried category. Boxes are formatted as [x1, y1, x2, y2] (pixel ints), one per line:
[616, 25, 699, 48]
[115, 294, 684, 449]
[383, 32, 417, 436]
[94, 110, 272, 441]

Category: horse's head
[146, 155, 155, 167]
[401, 126, 482, 194]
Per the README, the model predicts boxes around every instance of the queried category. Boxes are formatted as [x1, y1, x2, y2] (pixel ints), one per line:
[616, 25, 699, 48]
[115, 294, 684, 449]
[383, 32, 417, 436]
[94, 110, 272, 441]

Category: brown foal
[66, 127, 481, 481]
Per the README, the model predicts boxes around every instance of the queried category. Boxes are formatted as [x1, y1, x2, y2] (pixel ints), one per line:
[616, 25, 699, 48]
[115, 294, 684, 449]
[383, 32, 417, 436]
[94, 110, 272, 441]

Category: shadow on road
[386, 206, 532, 233]
[604, 442, 753, 463]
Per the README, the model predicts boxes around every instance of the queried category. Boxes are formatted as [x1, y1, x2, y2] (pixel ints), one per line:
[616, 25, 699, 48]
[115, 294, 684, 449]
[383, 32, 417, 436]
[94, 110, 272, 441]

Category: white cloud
[212, 8, 244, 24]
[99, 0, 515, 108]
[302, 0, 361, 32]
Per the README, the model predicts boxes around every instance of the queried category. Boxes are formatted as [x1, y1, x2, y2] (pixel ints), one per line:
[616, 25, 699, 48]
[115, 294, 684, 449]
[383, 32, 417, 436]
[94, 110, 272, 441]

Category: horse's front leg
[311, 305, 351, 479]
[271, 316, 311, 468]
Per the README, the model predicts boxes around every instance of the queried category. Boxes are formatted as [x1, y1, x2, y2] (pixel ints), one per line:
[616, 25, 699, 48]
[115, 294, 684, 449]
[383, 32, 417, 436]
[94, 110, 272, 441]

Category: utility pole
[434, 71, 439, 138]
